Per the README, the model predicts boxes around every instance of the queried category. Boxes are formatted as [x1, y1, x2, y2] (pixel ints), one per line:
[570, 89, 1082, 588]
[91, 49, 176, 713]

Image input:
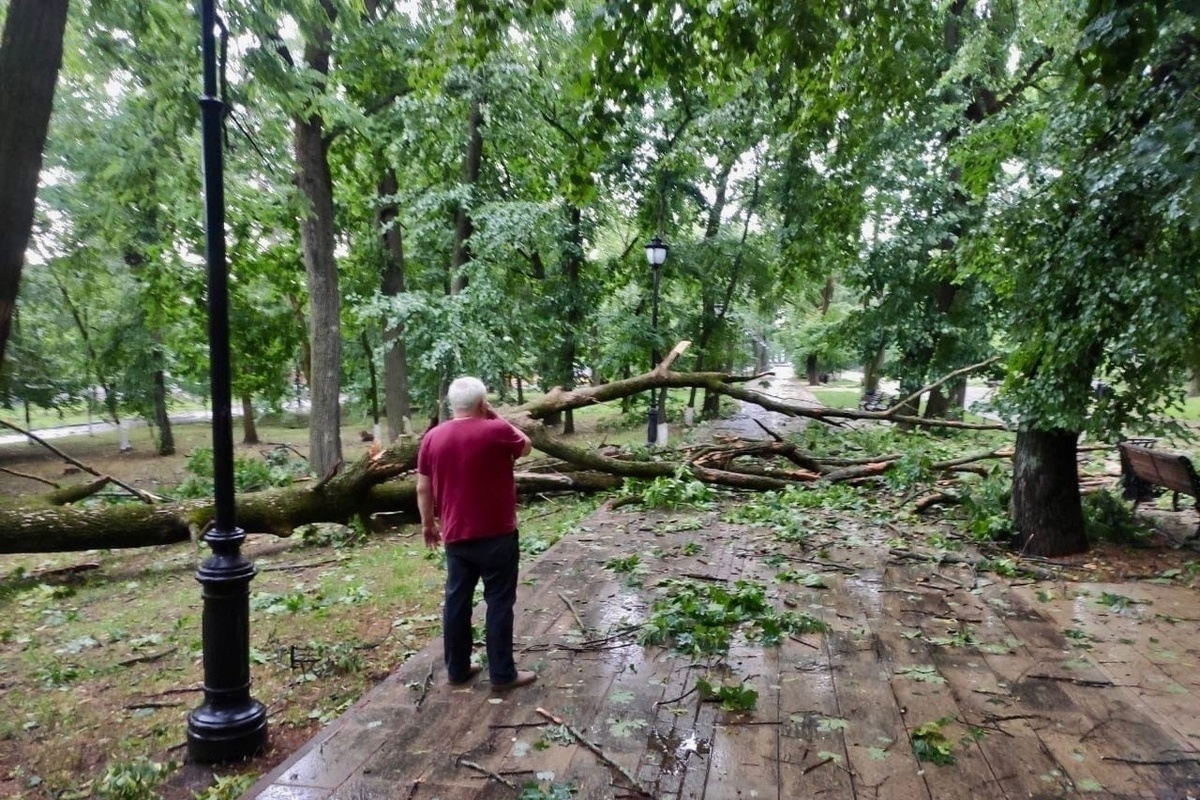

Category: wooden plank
[991, 587, 1184, 795]
[826, 572, 932, 800]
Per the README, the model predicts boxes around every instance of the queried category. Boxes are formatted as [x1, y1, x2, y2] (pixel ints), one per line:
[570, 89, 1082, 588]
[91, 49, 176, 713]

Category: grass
[0, 395, 635, 798]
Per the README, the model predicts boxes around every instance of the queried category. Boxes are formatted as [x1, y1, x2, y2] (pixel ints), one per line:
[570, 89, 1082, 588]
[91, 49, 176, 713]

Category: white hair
[447, 376, 487, 413]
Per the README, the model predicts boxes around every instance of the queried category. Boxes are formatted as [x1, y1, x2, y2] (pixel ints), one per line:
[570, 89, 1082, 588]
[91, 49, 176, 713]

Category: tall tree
[978, 0, 1199, 555]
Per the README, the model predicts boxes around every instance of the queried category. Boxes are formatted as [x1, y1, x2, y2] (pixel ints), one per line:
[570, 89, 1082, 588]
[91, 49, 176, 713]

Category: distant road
[0, 409, 222, 448]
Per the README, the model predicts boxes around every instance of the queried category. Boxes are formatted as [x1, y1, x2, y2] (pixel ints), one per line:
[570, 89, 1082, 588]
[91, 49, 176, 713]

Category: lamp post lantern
[645, 236, 668, 445]
[187, 0, 267, 763]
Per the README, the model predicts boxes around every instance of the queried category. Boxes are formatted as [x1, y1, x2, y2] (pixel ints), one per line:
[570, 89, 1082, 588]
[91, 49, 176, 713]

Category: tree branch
[0, 419, 158, 503]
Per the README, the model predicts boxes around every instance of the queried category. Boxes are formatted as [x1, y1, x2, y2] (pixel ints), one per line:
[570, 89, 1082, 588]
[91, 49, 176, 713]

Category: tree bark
[292, 7, 343, 476]
[559, 204, 584, 435]
[295, 112, 343, 476]
[378, 169, 411, 440]
[241, 391, 260, 445]
[152, 354, 174, 456]
[1010, 427, 1089, 557]
[451, 94, 484, 295]
[0, 0, 70, 370]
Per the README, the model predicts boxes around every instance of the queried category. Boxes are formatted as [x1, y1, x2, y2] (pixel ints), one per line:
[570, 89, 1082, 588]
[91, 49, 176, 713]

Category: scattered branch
[456, 757, 515, 789]
[535, 707, 652, 798]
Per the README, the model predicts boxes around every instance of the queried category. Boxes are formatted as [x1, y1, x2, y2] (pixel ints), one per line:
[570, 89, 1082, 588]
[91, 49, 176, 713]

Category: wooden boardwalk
[246, 505, 1200, 799]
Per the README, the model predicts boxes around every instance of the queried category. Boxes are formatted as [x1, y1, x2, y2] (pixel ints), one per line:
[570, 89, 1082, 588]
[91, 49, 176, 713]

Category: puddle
[645, 726, 712, 774]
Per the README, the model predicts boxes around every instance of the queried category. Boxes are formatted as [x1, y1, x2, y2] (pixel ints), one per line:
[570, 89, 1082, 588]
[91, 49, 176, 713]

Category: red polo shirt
[416, 418, 526, 545]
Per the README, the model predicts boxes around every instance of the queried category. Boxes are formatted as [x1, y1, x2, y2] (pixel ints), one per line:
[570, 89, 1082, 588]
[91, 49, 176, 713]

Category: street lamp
[187, 0, 267, 762]
[645, 236, 668, 445]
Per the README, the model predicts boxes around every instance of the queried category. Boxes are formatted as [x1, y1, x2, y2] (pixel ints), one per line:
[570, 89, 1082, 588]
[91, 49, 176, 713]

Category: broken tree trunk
[0, 360, 1008, 554]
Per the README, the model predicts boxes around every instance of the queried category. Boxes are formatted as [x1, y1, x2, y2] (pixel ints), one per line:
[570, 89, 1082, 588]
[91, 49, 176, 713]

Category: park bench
[1117, 442, 1200, 535]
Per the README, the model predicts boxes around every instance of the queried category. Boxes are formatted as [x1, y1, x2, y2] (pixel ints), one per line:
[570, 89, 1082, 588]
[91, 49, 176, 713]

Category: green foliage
[910, 719, 956, 766]
[696, 676, 758, 711]
[723, 482, 865, 543]
[883, 451, 936, 493]
[519, 782, 578, 800]
[603, 554, 641, 574]
[299, 520, 368, 550]
[1082, 489, 1146, 544]
[193, 774, 258, 800]
[174, 447, 304, 500]
[95, 758, 176, 800]
[627, 470, 719, 510]
[638, 578, 828, 656]
[958, 470, 1014, 542]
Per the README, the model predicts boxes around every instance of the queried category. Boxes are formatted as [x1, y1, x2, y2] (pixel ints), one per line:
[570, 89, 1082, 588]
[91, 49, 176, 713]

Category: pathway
[244, 501, 1200, 799]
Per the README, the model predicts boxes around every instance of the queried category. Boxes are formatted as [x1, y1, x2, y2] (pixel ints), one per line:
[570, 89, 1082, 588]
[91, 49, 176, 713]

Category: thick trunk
[241, 392, 259, 445]
[379, 169, 411, 440]
[1011, 428, 1089, 557]
[152, 361, 174, 456]
[0, 0, 69, 369]
[294, 114, 342, 477]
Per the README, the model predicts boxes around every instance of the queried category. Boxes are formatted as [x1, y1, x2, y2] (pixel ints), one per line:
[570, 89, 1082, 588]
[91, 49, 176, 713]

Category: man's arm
[416, 473, 440, 548]
[483, 400, 532, 457]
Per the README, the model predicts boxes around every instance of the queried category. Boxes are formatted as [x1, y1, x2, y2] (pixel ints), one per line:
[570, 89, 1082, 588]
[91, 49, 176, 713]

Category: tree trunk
[241, 392, 259, 445]
[559, 204, 584, 435]
[294, 112, 342, 476]
[0, 0, 69, 370]
[863, 348, 885, 393]
[152, 357, 174, 456]
[361, 330, 380, 428]
[451, 94, 484, 295]
[1010, 427, 1089, 557]
[378, 169, 411, 440]
[924, 387, 950, 420]
[805, 354, 819, 386]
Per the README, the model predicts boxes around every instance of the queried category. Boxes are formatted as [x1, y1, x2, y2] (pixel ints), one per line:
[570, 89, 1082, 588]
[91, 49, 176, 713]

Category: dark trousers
[443, 531, 519, 685]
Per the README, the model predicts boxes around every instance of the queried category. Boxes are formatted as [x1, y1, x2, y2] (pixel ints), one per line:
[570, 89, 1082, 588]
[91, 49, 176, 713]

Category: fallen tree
[0, 358, 1010, 554]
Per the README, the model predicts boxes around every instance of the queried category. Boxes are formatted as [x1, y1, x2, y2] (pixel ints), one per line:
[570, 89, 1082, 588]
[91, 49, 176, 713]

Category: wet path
[245, 503, 1200, 799]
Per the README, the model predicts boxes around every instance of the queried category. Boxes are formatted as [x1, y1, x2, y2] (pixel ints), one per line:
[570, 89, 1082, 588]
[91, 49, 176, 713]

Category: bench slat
[1118, 444, 1200, 499]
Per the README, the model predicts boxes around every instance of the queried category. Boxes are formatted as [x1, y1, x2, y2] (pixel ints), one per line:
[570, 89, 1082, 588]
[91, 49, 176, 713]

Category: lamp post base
[187, 702, 267, 763]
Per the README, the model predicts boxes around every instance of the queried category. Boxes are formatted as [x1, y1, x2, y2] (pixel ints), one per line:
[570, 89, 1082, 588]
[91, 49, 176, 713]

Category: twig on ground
[558, 591, 591, 637]
[536, 707, 653, 798]
[118, 647, 177, 668]
[802, 756, 834, 775]
[124, 701, 184, 710]
[416, 662, 434, 709]
[259, 558, 343, 573]
[456, 758, 515, 789]
[655, 685, 698, 707]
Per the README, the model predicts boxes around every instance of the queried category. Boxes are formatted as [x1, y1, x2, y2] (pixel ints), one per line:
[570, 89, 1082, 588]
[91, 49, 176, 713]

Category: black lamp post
[645, 236, 668, 445]
[187, 0, 267, 763]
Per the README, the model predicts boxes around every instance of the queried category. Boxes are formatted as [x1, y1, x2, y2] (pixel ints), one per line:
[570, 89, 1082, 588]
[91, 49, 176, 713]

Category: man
[417, 376, 537, 691]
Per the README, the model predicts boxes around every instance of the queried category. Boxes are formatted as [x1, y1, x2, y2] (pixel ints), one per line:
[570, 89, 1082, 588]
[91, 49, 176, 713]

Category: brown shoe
[491, 670, 537, 691]
[448, 665, 482, 686]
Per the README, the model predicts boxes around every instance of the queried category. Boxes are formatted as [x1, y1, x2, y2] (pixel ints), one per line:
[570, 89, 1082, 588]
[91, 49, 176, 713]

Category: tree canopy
[3, 0, 1197, 556]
